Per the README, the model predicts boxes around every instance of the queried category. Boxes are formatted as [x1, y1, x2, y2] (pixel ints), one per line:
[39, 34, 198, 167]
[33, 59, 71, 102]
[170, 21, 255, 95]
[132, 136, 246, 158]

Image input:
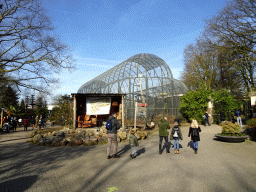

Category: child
[170, 122, 183, 154]
[129, 130, 139, 159]
[188, 119, 201, 154]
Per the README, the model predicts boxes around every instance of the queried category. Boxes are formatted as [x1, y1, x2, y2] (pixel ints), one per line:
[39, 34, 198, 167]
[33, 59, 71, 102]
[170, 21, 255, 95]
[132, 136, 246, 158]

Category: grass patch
[218, 133, 246, 136]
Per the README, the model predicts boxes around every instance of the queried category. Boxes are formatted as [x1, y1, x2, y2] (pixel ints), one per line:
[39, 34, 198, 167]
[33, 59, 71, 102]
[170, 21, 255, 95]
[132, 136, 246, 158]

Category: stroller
[2, 119, 16, 133]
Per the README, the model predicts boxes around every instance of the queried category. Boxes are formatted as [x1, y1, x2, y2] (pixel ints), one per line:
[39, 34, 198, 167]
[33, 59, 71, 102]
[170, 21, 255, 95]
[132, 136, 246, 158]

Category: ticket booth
[71, 93, 126, 129]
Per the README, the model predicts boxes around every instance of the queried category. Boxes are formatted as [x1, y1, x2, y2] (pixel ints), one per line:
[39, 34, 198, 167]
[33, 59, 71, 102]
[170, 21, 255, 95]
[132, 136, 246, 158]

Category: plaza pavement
[0, 124, 256, 192]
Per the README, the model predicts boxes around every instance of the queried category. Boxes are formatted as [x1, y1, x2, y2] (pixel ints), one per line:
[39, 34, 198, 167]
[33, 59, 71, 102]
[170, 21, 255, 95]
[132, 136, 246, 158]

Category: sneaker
[177, 150, 179, 154]
[107, 156, 111, 159]
[166, 151, 170, 153]
[113, 154, 120, 158]
[159, 152, 162, 154]
[132, 155, 136, 159]
[130, 154, 133, 159]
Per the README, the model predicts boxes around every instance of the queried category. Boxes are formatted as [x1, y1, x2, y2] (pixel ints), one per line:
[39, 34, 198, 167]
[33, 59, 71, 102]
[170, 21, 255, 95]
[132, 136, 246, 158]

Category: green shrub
[246, 118, 256, 128]
[220, 121, 240, 134]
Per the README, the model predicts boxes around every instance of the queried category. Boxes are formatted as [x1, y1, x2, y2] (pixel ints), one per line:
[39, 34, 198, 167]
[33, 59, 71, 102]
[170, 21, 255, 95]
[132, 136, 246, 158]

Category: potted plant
[215, 121, 249, 142]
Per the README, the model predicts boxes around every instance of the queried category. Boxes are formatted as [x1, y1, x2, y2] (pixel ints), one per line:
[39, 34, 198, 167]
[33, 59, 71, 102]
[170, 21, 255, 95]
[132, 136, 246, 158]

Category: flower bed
[215, 121, 249, 142]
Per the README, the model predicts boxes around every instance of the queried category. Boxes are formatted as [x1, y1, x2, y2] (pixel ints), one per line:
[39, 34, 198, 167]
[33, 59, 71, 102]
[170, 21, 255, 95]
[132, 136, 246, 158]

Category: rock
[78, 130, 86, 137]
[98, 137, 108, 145]
[82, 138, 90, 145]
[29, 131, 37, 138]
[32, 134, 42, 144]
[52, 137, 63, 146]
[135, 132, 141, 140]
[94, 131, 100, 138]
[138, 131, 147, 139]
[70, 137, 83, 146]
[87, 130, 92, 136]
[60, 139, 68, 146]
[65, 137, 72, 142]
[38, 138, 46, 145]
[44, 135, 55, 145]
[89, 136, 98, 145]
[117, 131, 126, 140]
[56, 131, 65, 138]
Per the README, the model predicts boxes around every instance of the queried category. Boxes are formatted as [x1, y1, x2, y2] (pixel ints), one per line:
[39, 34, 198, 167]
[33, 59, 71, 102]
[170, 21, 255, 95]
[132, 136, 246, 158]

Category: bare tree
[181, 36, 243, 95]
[0, 0, 75, 94]
[205, 0, 256, 93]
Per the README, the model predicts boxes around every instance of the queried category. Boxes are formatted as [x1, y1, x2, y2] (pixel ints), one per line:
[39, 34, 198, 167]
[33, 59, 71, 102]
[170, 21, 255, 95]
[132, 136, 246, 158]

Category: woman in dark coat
[188, 119, 201, 154]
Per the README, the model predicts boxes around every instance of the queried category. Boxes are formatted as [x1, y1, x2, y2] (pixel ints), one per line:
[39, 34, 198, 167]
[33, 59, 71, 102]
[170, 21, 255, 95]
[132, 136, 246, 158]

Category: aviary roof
[78, 53, 187, 95]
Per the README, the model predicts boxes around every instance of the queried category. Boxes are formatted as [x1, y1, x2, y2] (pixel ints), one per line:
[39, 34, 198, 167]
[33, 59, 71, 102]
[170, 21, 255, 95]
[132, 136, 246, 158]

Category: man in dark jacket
[107, 112, 121, 159]
[220, 111, 226, 123]
[158, 117, 170, 154]
[204, 111, 210, 126]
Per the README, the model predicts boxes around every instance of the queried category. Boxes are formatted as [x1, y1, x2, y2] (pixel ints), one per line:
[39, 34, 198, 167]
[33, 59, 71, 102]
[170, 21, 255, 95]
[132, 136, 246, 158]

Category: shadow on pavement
[136, 147, 146, 157]
[0, 138, 29, 143]
[0, 175, 38, 192]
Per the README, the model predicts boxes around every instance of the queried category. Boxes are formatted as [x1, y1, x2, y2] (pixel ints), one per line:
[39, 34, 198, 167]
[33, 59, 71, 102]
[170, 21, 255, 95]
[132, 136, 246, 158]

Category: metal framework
[78, 53, 188, 119]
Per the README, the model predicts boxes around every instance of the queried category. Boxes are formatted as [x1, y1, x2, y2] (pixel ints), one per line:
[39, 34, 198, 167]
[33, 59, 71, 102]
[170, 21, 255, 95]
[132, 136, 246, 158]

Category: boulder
[135, 132, 141, 140]
[78, 130, 86, 137]
[32, 134, 42, 144]
[29, 130, 37, 138]
[38, 138, 46, 145]
[70, 137, 83, 146]
[52, 137, 63, 147]
[117, 131, 127, 140]
[89, 136, 98, 145]
[82, 138, 90, 145]
[98, 137, 108, 145]
[44, 135, 55, 145]
[60, 139, 68, 146]
[138, 131, 147, 139]
[56, 131, 65, 138]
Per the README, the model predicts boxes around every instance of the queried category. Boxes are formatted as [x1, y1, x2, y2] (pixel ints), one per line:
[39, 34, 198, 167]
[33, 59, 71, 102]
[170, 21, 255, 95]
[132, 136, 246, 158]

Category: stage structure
[78, 53, 188, 123]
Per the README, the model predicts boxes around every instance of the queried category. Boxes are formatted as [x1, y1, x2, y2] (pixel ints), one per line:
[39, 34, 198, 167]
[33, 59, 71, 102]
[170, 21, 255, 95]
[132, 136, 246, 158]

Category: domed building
[78, 53, 187, 119]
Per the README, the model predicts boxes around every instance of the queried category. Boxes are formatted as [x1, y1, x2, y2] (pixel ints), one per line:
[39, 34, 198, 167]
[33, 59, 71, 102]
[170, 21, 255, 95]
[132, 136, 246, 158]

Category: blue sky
[42, 0, 229, 101]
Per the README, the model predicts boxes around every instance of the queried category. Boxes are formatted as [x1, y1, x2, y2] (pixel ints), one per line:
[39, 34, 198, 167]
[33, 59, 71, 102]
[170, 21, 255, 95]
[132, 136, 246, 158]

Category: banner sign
[86, 97, 111, 115]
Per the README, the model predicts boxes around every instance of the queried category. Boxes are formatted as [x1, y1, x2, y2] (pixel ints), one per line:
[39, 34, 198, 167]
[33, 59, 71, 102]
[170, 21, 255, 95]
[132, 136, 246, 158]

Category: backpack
[106, 119, 113, 130]
[203, 115, 206, 119]
[192, 128, 198, 137]
[173, 127, 179, 137]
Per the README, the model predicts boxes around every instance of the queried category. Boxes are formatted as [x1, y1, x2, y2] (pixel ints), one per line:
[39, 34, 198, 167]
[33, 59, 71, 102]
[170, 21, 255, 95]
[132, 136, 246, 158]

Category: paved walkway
[0, 125, 256, 192]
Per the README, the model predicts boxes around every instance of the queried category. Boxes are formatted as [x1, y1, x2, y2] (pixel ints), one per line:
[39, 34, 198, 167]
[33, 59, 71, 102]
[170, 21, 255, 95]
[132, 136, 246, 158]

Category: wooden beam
[73, 94, 77, 129]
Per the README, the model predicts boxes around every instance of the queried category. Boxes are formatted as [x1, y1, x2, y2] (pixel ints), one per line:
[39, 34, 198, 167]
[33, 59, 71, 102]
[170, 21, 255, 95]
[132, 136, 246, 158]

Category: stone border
[215, 134, 249, 142]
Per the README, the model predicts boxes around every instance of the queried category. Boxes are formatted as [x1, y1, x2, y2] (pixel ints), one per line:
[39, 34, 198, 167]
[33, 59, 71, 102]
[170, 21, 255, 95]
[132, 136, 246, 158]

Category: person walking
[106, 112, 121, 159]
[39, 115, 43, 129]
[220, 110, 226, 123]
[30, 116, 36, 130]
[158, 117, 170, 154]
[235, 109, 243, 127]
[129, 130, 139, 159]
[203, 111, 210, 126]
[23, 117, 29, 131]
[35, 115, 39, 128]
[188, 119, 201, 154]
[170, 121, 183, 154]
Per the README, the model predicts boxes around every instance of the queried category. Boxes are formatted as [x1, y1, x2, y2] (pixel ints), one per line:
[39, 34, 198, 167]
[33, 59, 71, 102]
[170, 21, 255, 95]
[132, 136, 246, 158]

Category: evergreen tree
[0, 86, 19, 110]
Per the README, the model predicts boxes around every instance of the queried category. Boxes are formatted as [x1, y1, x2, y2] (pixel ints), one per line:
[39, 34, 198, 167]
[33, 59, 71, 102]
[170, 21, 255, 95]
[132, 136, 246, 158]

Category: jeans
[107, 133, 118, 156]
[193, 141, 198, 149]
[204, 118, 210, 126]
[131, 146, 137, 155]
[173, 139, 179, 150]
[159, 136, 170, 152]
[237, 117, 243, 127]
